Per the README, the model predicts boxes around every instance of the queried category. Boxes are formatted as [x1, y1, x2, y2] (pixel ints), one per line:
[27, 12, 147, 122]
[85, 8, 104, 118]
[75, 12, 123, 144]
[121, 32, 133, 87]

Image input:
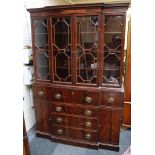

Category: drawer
[51, 103, 97, 117]
[50, 88, 99, 106]
[51, 125, 97, 143]
[51, 114, 97, 130]
[101, 92, 123, 107]
[71, 90, 99, 106]
[68, 128, 97, 142]
[51, 125, 67, 138]
[32, 85, 49, 100]
[50, 88, 71, 103]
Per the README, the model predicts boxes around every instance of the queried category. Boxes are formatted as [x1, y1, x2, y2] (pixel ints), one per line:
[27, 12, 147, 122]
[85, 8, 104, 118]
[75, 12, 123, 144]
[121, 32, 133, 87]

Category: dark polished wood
[122, 17, 131, 128]
[99, 107, 121, 145]
[28, 2, 129, 151]
[50, 102, 98, 118]
[51, 113, 97, 130]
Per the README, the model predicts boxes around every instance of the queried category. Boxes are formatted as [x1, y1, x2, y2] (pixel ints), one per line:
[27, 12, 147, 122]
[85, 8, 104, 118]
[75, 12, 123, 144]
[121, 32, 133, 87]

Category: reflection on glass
[104, 16, 123, 33]
[52, 17, 71, 83]
[76, 16, 98, 84]
[36, 50, 50, 80]
[103, 16, 123, 86]
[34, 18, 50, 80]
[34, 19, 48, 49]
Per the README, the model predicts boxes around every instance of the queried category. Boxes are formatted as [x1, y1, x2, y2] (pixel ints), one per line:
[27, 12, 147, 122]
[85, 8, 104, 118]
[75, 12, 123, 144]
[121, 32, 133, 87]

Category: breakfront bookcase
[27, 2, 129, 151]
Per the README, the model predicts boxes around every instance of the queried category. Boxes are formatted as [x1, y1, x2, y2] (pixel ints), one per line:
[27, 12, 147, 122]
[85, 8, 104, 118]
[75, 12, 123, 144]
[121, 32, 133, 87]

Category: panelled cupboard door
[32, 86, 50, 133]
[33, 100, 50, 133]
[99, 108, 121, 145]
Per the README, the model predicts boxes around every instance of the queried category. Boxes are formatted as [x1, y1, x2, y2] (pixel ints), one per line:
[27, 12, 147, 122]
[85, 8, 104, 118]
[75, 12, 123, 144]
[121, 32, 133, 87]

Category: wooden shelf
[38, 66, 49, 68]
[104, 50, 121, 53]
[79, 32, 97, 34]
[78, 68, 97, 70]
[56, 67, 70, 69]
[104, 32, 122, 34]
[103, 68, 119, 71]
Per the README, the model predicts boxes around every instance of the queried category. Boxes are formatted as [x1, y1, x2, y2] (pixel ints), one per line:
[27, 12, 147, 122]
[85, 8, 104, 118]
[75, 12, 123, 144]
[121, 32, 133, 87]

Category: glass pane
[52, 17, 71, 83]
[52, 17, 71, 49]
[76, 16, 98, 84]
[34, 19, 48, 49]
[103, 16, 123, 86]
[36, 50, 50, 80]
[34, 18, 50, 81]
[104, 16, 123, 32]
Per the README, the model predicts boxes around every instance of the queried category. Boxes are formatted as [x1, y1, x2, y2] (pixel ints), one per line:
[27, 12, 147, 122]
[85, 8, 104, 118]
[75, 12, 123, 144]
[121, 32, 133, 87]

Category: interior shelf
[103, 68, 119, 71]
[104, 32, 122, 34]
[56, 67, 70, 69]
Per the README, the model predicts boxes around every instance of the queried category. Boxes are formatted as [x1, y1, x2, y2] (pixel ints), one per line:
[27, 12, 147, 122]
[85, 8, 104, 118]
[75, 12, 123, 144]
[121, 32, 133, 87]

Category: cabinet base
[36, 131, 119, 151]
[99, 143, 119, 152]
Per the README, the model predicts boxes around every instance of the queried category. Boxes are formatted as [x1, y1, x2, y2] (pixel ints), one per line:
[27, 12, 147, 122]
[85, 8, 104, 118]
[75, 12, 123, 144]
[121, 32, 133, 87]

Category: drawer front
[50, 88, 99, 106]
[68, 128, 97, 142]
[50, 88, 71, 103]
[51, 114, 97, 130]
[51, 103, 97, 117]
[51, 125, 67, 138]
[32, 85, 49, 100]
[71, 90, 99, 106]
[51, 125, 97, 142]
[101, 92, 123, 107]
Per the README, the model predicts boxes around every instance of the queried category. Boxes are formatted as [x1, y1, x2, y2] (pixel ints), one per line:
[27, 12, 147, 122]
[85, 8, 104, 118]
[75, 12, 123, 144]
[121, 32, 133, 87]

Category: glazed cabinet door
[32, 18, 50, 81]
[102, 15, 126, 87]
[75, 15, 100, 85]
[51, 16, 72, 83]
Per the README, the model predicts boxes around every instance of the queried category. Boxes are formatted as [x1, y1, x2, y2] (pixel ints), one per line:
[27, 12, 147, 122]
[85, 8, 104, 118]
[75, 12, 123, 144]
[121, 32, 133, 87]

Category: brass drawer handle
[85, 96, 92, 103]
[85, 121, 91, 127]
[85, 133, 91, 140]
[55, 93, 61, 99]
[84, 110, 92, 116]
[56, 117, 63, 123]
[55, 106, 62, 112]
[108, 97, 114, 103]
[57, 129, 63, 135]
[38, 91, 44, 97]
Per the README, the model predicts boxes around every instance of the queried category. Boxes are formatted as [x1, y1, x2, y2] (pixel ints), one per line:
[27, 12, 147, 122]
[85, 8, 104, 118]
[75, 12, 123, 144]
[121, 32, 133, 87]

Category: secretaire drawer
[101, 91, 123, 107]
[51, 102, 98, 117]
[50, 88, 99, 106]
[32, 85, 49, 100]
[51, 114, 97, 130]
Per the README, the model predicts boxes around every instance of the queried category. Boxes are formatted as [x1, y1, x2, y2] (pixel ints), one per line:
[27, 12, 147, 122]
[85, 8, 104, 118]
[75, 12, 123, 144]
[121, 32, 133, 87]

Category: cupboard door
[102, 15, 125, 87]
[33, 100, 50, 133]
[51, 16, 72, 83]
[76, 15, 99, 85]
[32, 85, 50, 133]
[99, 108, 121, 145]
[33, 18, 50, 81]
